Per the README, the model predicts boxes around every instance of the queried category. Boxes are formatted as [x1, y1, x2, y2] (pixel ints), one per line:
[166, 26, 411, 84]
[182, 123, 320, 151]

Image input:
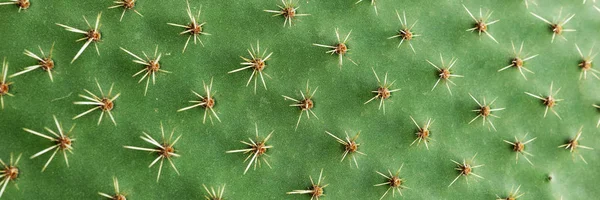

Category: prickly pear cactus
[0, 0, 599, 199]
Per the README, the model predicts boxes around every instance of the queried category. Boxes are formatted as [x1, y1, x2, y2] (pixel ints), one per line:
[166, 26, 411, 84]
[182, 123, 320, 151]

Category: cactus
[0, 0, 599, 199]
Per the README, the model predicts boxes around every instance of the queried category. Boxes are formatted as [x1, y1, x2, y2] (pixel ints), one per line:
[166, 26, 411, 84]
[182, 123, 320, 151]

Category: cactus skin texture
[0, 0, 599, 199]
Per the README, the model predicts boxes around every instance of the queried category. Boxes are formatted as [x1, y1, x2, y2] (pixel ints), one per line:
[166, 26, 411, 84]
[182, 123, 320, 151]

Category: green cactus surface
[0, 0, 599, 199]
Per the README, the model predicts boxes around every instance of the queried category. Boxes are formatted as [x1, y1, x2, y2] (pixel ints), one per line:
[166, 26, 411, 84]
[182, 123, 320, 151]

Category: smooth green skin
[0, 0, 599, 199]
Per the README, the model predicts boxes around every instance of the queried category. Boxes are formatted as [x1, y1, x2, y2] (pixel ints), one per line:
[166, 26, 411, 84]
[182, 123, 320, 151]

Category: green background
[0, 0, 599, 199]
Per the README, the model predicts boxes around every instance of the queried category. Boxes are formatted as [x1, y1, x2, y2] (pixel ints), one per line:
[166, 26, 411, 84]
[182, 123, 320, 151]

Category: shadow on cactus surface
[0, 0, 599, 199]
